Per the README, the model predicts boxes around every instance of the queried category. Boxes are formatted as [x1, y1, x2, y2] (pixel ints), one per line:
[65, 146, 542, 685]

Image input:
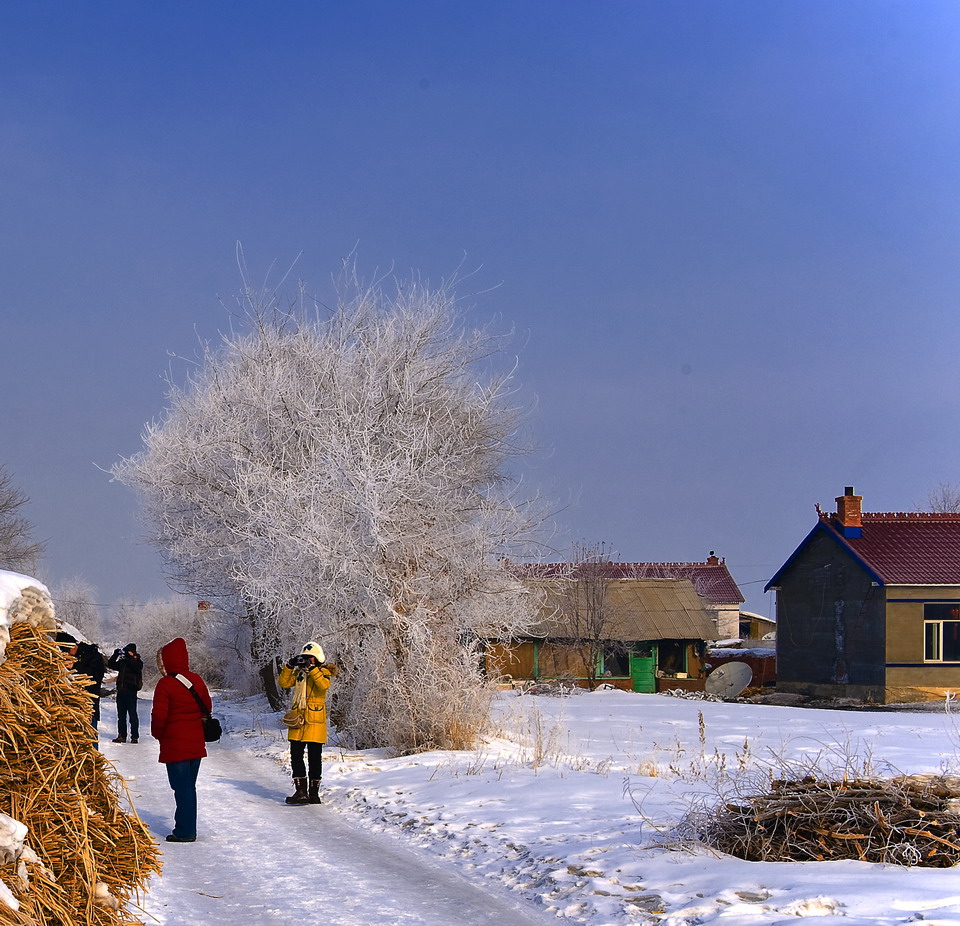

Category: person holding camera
[55, 631, 107, 737]
[108, 643, 144, 744]
[278, 641, 333, 805]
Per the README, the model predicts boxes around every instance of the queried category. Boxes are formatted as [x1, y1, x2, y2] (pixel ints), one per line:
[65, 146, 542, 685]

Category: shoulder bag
[174, 673, 222, 742]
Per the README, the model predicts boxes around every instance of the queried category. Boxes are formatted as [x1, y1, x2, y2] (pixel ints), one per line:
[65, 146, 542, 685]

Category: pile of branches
[700, 774, 960, 867]
[658, 688, 725, 702]
[523, 680, 584, 698]
[0, 620, 161, 925]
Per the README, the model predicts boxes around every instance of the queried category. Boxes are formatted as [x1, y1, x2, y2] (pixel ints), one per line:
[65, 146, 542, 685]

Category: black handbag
[175, 673, 222, 742]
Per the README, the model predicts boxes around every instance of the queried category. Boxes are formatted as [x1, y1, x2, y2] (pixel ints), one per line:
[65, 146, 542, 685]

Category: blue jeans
[166, 759, 202, 839]
[116, 691, 139, 739]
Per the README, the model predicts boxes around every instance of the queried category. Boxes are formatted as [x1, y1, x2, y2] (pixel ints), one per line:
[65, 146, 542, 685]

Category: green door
[629, 649, 656, 693]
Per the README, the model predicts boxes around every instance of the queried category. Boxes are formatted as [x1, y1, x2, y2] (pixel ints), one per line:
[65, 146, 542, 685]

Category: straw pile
[0, 620, 161, 925]
[704, 774, 960, 867]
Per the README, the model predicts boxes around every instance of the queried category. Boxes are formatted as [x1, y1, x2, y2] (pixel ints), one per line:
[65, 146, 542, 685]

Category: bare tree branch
[550, 541, 630, 689]
[926, 483, 960, 513]
[0, 465, 45, 574]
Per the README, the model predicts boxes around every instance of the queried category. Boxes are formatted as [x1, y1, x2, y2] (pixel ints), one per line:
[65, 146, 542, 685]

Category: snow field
[106, 687, 960, 926]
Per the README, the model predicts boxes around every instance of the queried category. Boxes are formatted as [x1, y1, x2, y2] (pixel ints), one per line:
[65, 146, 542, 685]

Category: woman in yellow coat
[278, 641, 333, 805]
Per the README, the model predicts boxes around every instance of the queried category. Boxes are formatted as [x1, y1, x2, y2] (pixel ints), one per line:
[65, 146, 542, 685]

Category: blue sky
[2, 1, 959, 619]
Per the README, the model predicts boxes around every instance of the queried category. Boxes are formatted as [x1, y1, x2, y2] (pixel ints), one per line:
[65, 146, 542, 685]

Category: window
[602, 650, 629, 677]
[657, 641, 686, 675]
[923, 604, 960, 662]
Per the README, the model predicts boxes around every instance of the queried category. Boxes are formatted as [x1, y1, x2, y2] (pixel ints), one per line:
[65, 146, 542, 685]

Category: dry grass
[0, 622, 161, 925]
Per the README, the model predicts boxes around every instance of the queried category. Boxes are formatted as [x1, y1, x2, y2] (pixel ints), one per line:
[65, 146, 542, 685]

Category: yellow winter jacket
[278, 663, 332, 743]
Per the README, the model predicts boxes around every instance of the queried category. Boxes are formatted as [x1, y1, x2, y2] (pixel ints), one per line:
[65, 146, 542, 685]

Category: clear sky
[2, 1, 959, 620]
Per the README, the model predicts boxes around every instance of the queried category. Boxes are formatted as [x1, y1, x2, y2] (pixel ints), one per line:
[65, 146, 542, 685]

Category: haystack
[0, 577, 161, 925]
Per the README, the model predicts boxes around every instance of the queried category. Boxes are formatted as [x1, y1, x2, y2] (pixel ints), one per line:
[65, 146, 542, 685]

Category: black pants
[116, 690, 139, 739]
[290, 740, 323, 779]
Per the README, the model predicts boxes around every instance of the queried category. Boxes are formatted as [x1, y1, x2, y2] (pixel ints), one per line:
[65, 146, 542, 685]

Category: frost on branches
[113, 267, 545, 751]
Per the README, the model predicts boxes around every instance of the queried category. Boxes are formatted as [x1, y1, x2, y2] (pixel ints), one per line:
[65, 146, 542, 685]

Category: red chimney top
[706, 551, 720, 565]
[835, 486, 863, 537]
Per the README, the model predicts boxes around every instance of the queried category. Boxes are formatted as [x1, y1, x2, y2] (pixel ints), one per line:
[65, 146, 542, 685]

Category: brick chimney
[706, 551, 720, 565]
[835, 486, 863, 538]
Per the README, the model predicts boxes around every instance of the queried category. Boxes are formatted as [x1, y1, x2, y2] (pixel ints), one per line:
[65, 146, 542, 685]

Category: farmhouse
[766, 486, 960, 703]
[485, 573, 717, 693]
[510, 556, 743, 636]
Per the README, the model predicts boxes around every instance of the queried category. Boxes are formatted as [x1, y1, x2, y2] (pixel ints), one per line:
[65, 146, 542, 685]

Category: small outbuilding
[766, 486, 960, 703]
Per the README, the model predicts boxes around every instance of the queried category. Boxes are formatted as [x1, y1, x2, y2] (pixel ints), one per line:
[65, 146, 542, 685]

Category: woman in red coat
[151, 637, 212, 843]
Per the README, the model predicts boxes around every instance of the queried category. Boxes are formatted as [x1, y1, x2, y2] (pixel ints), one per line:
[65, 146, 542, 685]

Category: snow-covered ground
[102, 687, 960, 926]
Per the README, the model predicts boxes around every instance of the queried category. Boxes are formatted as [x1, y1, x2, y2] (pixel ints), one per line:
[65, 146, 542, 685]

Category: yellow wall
[484, 641, 535, 681]
[884, 586, 960, 701]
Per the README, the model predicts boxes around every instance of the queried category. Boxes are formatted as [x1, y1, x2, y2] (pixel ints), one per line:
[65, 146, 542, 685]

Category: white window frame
[924, 619, 960, 663]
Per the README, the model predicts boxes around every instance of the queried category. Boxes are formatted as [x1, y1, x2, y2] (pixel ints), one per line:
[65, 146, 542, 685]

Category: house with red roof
[766, 486, 960, 703]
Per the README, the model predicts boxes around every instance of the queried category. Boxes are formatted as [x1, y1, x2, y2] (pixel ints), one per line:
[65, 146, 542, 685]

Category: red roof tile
[823, 512, 960, 585]
[511, 561, 744, 605]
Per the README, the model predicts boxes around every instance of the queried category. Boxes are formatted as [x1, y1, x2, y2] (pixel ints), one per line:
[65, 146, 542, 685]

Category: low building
[484, 576, 716, 693]
[766, 486, 960, 703]
[508, 555, 744, 639]
[739, 611, 776, 641]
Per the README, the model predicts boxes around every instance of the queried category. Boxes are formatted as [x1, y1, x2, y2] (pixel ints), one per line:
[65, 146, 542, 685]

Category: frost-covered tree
[0, 465, 45, 574]
[112, 595, 241, 689]
[113, 264, 544, 750]
[52, 577, 105, 642]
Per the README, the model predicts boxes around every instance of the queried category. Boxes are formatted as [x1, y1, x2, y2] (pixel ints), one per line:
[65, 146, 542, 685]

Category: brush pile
[704, 774, 960, 867]
[0, 593, 161, 925]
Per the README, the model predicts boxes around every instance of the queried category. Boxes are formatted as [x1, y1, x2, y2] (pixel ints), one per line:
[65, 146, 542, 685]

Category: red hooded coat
[151, 637, 212, 764]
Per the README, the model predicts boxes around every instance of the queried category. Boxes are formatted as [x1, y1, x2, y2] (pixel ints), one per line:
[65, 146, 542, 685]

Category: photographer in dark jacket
[55, 631, 108, 736]
[108, 643, 143, 744]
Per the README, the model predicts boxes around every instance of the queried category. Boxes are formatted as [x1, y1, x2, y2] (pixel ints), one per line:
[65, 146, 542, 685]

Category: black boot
[285, 777, 309, 805]
[308, 779, 321, 804]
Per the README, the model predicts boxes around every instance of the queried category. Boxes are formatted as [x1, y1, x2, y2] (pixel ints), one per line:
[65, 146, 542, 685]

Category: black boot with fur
[308, 779, 321, 804]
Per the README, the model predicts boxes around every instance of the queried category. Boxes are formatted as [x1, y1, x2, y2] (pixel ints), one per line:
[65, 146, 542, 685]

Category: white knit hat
[301, 641, 325, 662]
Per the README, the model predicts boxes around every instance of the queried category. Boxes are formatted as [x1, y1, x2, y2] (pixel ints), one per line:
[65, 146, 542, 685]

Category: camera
[289, 653, 313, 670]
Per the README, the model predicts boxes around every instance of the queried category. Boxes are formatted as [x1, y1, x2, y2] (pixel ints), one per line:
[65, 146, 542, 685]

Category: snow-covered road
[101, 697, 556, 926]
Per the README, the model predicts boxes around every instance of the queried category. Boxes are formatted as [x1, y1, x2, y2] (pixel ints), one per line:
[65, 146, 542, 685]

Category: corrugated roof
[824, 512, 960, 585]
[512, 561, 744, 605]
[528, 577, 715, 641]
